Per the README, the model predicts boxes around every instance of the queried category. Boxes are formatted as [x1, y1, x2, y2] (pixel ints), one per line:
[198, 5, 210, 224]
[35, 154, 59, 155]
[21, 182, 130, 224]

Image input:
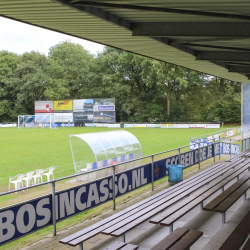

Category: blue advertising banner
[190, 138, 211, 150]
[0, 143, 238, 246]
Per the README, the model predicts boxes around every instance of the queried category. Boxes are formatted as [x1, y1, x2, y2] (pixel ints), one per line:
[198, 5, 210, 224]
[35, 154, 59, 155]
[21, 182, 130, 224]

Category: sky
[0, 16, 105, 56]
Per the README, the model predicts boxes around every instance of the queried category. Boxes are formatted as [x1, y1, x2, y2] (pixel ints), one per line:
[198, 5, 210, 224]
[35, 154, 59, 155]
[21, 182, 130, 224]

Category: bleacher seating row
[9, 167, 55, 191]
[60, 151, 250, 250]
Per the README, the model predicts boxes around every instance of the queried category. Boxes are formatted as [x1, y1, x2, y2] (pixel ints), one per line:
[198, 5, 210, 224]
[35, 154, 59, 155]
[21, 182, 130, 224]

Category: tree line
[0, 41, 241, 123]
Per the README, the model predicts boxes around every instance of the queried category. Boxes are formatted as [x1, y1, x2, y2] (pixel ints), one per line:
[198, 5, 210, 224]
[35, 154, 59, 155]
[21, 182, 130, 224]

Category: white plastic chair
[32, 169, 44, 185]
[97, 161, 103, 168]
[42, 167, 55, 182]
[22, 171, 35, 187]
[9, 174, 24, 191]
[87, 163, 92, 171]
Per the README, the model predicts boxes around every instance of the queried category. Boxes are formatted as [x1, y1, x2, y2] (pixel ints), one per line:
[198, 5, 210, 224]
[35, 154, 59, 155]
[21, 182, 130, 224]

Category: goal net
[18, 114, 56, 129]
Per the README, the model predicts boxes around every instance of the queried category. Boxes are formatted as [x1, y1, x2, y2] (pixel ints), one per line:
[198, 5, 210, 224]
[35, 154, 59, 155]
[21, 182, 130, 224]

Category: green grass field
[0, 126, 237, 192]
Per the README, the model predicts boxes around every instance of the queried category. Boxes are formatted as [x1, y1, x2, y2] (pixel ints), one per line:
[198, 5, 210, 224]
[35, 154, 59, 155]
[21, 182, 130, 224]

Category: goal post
[18, 114, 56, 129]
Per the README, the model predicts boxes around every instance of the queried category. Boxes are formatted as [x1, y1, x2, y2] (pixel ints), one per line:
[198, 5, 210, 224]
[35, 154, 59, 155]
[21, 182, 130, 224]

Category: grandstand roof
[1, 0, 250, 82]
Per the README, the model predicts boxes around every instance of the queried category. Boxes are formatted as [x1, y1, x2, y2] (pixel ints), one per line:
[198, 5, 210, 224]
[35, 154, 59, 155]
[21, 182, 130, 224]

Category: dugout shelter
[69, 130, 143, 174]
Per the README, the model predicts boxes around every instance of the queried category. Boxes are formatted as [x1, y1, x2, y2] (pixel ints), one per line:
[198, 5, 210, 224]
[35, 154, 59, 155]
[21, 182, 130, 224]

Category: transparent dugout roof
[69, 130, 143, 173]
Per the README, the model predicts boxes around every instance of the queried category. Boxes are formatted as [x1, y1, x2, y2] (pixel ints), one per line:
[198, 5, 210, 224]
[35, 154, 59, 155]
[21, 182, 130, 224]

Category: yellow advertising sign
[220, 133, 225, 138]
[54, 100, 73, 111]
[234, 129, 237, 134]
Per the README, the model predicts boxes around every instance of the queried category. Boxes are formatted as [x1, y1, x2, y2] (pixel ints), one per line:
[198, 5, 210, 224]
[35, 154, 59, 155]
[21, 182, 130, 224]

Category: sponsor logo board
[0, 124, 17, 128]
[73, 112, 93, 123]
[35, 101, 53, 113]
[205, 124, 220, 128]
[73, 99, 93, 112]
[54, 100, 72, 112]
[175, 124, 189, 128]
[85, 123, 96, 127]
[190, 124, 205, 128]
[54, 113, 73, 123]
[134, 124, 147, 128]
[107, 124, 120, 128]
[124, 124, 134, 128]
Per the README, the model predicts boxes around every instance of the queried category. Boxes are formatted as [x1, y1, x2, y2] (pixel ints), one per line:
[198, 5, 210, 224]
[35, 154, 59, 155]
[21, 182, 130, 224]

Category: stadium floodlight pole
[151, 155, 154, 191]
[52, 182, 56, 236]
[198, 142, 200, 169]
[112, 166, 116, 210]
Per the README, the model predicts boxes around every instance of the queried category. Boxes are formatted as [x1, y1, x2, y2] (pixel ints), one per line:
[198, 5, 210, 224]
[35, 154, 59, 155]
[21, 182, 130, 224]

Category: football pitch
[0, 126, 235, 192]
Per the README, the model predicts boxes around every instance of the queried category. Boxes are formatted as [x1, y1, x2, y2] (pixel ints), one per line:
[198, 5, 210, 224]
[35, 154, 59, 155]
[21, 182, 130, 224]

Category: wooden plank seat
[60, 160, 245, 249]
[150, 227, 189, 250]
[150, 227, 202, 250]
[168, 230, 203, 250]
[104, 160, 248, 239]
[225, 151, 248, 162]
[101, 241, 139, 250]
[148, 160, 250, 231]
[214, 179, 250, 224]
[218, 210, 250, 250]
[203, 172, 250, 211]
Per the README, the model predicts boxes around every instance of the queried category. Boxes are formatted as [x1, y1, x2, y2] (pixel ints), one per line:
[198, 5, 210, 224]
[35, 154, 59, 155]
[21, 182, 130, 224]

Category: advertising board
[107, 124, 120, 128]
[214, 134, 220, 139]
[53, 100, 73, 112]
[205, 124, 220, 128]
[85, 123, 96, 127]
[73, 112, 93, 123]
[237, 128, 241, 134]
[93, 98, 115, 111]
[168, 124, 175, 128]
[124, 124, 134, 128]
[134, 124, 147, 128]
[35, 114, 53, 123]
[54, 113, 73, 123]
[55, 123, 75, 127]
[190, 124, 205, 128]
[228, 130, 234, 137]
[0, 141, 238, 247]
[224, 131, 228, 138]
[96, 123, 108, 127]
[221, 133, 225, 138]
[73, 99, 93, 112]
[93, 111, 115, 123]
[0, 124, 17, 128]
[35, 101, 53, 113]
[175, 124, 189, 128]
[207, 135, 213, 141]
[161, 124, 168, 128]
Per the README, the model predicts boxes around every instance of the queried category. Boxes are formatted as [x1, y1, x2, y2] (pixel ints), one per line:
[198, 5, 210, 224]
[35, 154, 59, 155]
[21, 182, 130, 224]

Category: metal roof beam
[196, 51, 250, 62]
[228, 66, 250, 73]
[72, 1, 250, 21]
[54, 0, 132, 30]
[132, 22, 250, 37]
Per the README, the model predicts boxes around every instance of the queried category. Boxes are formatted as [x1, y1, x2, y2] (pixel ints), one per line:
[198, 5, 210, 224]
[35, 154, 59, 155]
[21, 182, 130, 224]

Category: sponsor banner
[168, 124, 175, 128]
[190, 138, 210, 150]
[96, 123, 108, 127]
[175, 124, 189, 128]
[221, 133, 225, 138]
[205, 124, 220, 128]
[220, 143, 240, 155]
[190, 124, 205, 128]
[237, 128, 241, 134]
[73, 99, 93, 112]
[35, 101, 53, 113]
[54, 100, 73, 112]
[234, 129, 237, 134]
[0, 165, 152, 246]
[35, 114, 53, 123]
[55, 123, 75, 127]
[93, 111, 115, 123]
[214, 134, 220, 139]
[85, 123, 96, 127]
[73, 112, 93, 123]
[0, 124, 17, 128]
[228, 130, 234, 137]
[54, 113, 73, 123]
[161, 124, 168, 128]
[224, 131, 228, 138]
[207, 135, 213, 142]
[107, 124, 120, 128]
[134, 124, 147, 128]
[93, 98, 115, 112]
[124, 124, 134, 128]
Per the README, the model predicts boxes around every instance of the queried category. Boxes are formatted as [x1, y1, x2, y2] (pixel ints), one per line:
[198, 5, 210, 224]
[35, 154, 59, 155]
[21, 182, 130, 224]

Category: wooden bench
[218, 210, 250, 250]
[214, 179, 250, 224]
[149, 159, 250, 231]
[102, 241, 138, 250]
[150, 227, 202, 250]
[225, 151, 248, 162]
[60, 159, 246, 249]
